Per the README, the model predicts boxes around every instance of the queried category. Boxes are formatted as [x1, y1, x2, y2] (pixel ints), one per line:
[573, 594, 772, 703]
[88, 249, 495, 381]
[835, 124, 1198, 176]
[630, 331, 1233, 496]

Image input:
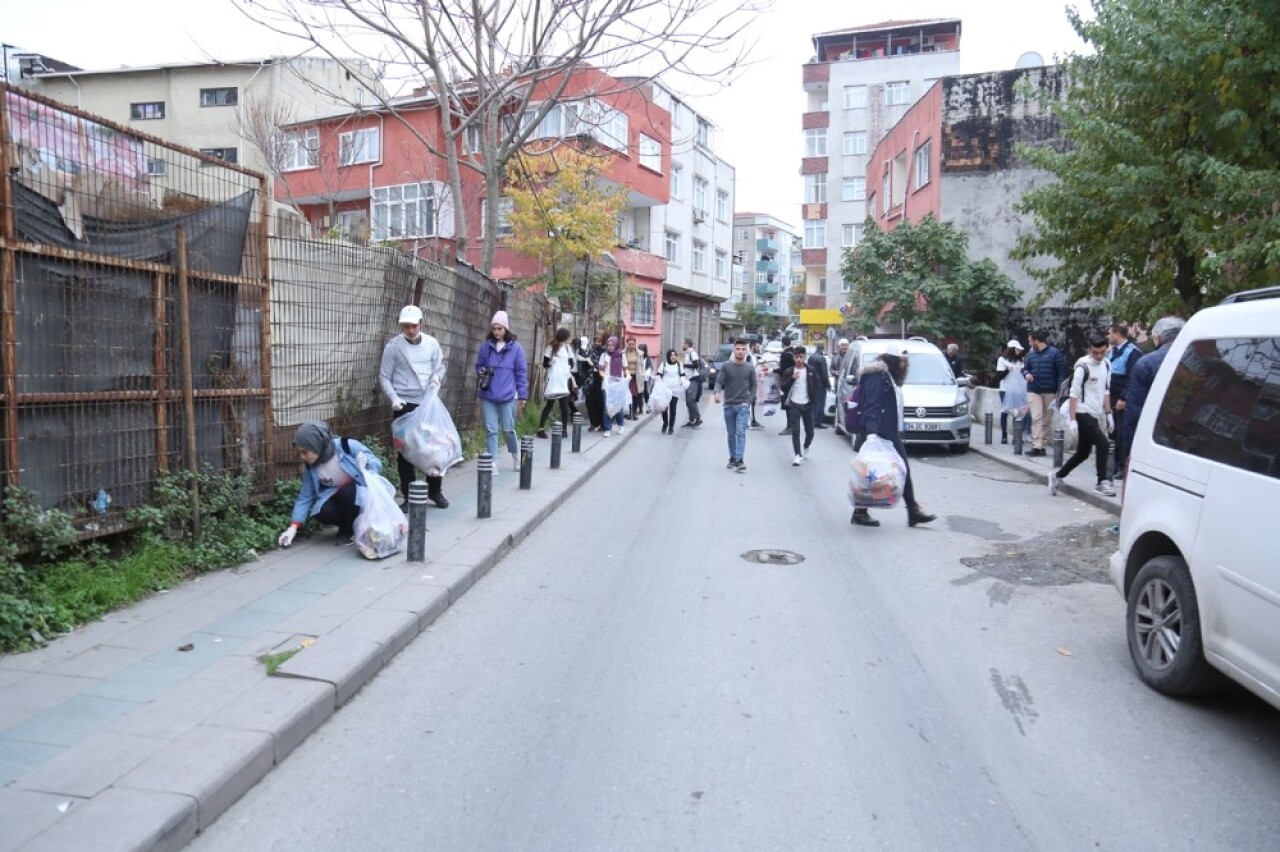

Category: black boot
[850, 509, 880, 527]
[907, 505, 936, 527]
[426, 475, 449, 509]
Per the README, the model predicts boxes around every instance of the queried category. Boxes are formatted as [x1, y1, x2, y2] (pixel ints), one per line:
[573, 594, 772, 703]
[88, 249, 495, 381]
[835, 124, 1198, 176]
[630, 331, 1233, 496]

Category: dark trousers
[788, 404, 814, 455]
[1056, 412, 1110, 484]
[586, 382, 604, 428]
[854, 431, 917, 509]
[661, 398, 681, 431]
[539, 396, 573, 430]
[392, 403, 444, 500]
[1112, 407, 1128, 472]
[316, 482, 358, 536]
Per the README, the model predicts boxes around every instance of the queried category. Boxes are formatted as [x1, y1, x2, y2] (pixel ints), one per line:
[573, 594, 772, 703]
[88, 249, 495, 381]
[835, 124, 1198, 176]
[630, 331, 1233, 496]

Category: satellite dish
[1015, 51, 1045, 69]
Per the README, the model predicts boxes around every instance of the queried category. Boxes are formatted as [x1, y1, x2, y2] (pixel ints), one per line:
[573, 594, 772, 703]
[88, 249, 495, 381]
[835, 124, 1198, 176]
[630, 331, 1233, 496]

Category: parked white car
[1109, 289, 1280, 710]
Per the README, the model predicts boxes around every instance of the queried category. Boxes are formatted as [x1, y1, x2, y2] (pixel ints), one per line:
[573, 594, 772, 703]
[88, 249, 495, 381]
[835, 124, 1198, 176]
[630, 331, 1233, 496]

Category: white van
[1109, 291, 1280, 710]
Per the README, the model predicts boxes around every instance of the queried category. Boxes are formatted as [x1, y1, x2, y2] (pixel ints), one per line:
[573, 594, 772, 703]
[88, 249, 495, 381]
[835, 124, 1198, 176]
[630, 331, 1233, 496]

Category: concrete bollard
[983, 412, 994, 445]
[519, 435, 534, 490]
[1053, 428, 1065, 468]
[550, 421, 563, 469]
[1012, 418, 1025, 455]
[407, 480, 429, 562]
[476, 452, 493, 519]
[571, 412, 583, 453]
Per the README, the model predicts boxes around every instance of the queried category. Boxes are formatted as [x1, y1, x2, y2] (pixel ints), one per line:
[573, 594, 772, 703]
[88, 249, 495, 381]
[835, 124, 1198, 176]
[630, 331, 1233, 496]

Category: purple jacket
[475, 338, 529, 403]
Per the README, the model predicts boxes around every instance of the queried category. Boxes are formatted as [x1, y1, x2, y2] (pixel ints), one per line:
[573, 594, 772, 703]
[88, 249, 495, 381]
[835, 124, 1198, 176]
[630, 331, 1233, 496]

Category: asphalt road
[192, 407, 1280, 851]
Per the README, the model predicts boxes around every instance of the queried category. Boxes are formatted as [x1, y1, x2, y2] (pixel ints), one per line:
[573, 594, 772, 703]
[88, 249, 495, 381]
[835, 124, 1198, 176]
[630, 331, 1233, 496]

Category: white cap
[838, 337, 849, 346]
[398, 305, 423, 325]
[1006, 339, 1024, 350]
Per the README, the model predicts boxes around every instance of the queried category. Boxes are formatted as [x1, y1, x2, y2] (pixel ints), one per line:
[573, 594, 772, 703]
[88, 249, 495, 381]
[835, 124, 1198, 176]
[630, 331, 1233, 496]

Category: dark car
[706, 343, 735, 389]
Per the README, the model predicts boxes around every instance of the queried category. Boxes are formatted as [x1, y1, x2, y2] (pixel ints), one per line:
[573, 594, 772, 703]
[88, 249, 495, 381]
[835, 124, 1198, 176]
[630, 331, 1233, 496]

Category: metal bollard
[1053, 428, 1065, 467]
[983, 412, 994, 445]
[1012, 418, 1025, 455]
[519, 435, 534, 490]
[476, 452, 493, 519]
[550, 421, 563, 469]
[571, 412, 583, 453]
[407, 480, 429, 562]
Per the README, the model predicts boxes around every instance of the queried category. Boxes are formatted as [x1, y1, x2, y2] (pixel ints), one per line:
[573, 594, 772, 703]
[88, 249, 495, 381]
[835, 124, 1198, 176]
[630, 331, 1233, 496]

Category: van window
[1152, 336, 1280, 478]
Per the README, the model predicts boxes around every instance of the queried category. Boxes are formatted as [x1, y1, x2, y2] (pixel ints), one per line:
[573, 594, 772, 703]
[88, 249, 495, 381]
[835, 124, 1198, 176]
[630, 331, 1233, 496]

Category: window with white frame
[692, 240, 706, 273]
[737, 227, 749, 240]
[631, 289, 656, 325]
[841, 222, 864, 248]
[199, 87, 237, 107]
[885, 81, 910, 106]
[693, 177, 708, 217]
[333, 210, 364, 239]
[274, 128, 318, 172]
[596, 105, 629, 152]
[819, 277, 828, 295]
[843, 85, 867, 109]
[756, 272, 769, 284]
[841, 275, 852, 293]
[842, 131, 867, 156]
[804, 173, 826, 204]
[462, 125, 482, 155]
[671, 163, 683, 198]
[372, 182, 435, 240]
[803, 220, 826, 249]
[130, 101, 165, 120]
[638, 133, 661, 171]
[696, 118, 710, 148]
[914, 141, 932, 189]
[146, 158, 166, 176]
[841, 176, 866, 202]
[665, 230, 680, 263]
[199, 147, 237, 165]
[804, 128, 827, 157]
[715, 189, 729, 222]
[715, 249, 727, 279]
[339, 127, 380, 166]
[482, 196, 514, 237]
[882, 166, 892, 209]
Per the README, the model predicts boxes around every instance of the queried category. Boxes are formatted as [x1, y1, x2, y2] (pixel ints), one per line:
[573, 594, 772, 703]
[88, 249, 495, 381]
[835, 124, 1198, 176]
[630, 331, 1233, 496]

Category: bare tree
[231, 0, 771, 272]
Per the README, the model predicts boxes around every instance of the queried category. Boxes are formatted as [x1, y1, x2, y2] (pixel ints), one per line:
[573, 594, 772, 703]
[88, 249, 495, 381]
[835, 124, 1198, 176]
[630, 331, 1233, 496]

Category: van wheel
[1126, 555, 1221, 697]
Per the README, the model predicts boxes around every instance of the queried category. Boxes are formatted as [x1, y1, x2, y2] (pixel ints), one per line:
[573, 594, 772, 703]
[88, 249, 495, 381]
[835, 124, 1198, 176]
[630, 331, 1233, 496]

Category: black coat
[856, 361, 900, 440]
[779, 363, 827, 409]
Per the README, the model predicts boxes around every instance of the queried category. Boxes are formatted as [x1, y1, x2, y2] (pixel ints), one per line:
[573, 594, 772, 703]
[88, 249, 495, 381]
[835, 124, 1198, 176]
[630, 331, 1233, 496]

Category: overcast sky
[4, 0, 1090, 229]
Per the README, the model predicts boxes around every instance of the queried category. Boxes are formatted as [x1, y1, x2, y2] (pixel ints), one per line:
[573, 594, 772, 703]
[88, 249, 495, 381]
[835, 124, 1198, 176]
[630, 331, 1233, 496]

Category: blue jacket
[856, 361, 900, 440]
[1024, 344, 1066, 394]
[475, 338, 529, 403]
[1122, 342, 1174, 452]
[290, 437, 382, 525]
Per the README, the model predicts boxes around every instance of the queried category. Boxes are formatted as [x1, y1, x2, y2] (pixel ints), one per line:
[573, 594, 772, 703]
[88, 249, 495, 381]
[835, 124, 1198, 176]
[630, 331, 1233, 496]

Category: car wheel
[1126, 555, 1221, 697]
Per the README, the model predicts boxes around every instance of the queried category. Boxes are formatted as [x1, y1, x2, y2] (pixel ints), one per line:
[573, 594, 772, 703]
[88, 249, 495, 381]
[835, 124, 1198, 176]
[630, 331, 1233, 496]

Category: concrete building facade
[732, 213, 799, 322]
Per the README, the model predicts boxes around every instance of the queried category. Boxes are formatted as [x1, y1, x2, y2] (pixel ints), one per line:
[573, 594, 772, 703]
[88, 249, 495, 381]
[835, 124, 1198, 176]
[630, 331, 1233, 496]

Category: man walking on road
[681, 338, 704, 428]
[379, 305, 450, 508]
[808, 344, 830, 429]
[1106, 323, 1143, 478]
[1023, 330, 1067, 456]
[714, 339, 757, 472]
[1048, 334, 1114, 498]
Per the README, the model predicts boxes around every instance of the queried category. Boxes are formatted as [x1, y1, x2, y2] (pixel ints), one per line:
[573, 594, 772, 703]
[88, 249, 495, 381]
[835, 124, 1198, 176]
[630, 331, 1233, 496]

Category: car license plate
[906, 422, 941, 431]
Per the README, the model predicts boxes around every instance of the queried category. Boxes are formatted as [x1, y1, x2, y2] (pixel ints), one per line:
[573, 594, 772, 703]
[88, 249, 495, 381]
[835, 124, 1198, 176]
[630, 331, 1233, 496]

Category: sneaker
[511, 453, 520, 471]
[682, 421, 696, 428]
[334, 534, 355, 547]
[1001, 436, 1008, 444]
[735, 460, 746, 473]
[617, 425, 625, 435]
[1048, 471, 1059, 496]
[727, 459, 737, 469]
[793, 455, 803, 466]
[750, 421, 763, 429]
[1028, 447, 1046, 457]
[429, 493, 449, 509]
[693, 419, 703, 427]
[536, 429, 549, 439]
[1095, 481, 1117, 497]
[603, 430, 611, 438]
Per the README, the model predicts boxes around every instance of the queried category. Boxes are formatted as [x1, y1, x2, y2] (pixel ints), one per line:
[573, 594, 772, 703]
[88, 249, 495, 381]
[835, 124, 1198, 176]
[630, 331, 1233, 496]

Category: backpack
[843, 383, 863, 434]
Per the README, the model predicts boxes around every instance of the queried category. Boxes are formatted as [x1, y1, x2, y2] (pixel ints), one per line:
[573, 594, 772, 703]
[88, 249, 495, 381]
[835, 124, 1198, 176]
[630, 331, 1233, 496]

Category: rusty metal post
[176, 227, 200, 536]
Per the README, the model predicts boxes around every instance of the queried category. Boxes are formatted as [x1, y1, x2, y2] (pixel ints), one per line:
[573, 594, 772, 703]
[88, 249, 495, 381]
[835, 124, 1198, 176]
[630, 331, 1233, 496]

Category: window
[664, 230, 680, 263]
[716, 189, 730, 222]
[715, 249, 727, 279]
[372, 182, 436, 240]
[275, 128, 318, 172]
[146, 158, 166, 176]
[671, 163, 683, 198]
[804, 173, 826, 204]
[199, 87, 238, 107]
[1153, 337, 1280, 478]
[199, 147, 238, 165]
[696, 118, 710, 148]
[803, 220, 826, 249]
[631, 289, 656, 326]
[462, 125, 482, 155]
[843, 85, 867, 109]
[333, 210, 364, 239]
[339, 128, 380, 165]
[841, 176, 866, 202]
[130, 101, 164, 120]
[737, 227, 749, 240]
[882, 166, 892, 209]
[672, 101, 686, 130]
[820, 277, 828, 295]
[693, 177, 708, 217]
[692, 240, 706, 273]
[482, 196, 513, 237]
[597, 106, 629, 152]
[914, 141, 932, 189]
[638, 133, 661, 171]
[842, 131, 867, 156]
[804, 128, 827, 157]
[886, 81, 910, 106]
[841, 223, 864, 248]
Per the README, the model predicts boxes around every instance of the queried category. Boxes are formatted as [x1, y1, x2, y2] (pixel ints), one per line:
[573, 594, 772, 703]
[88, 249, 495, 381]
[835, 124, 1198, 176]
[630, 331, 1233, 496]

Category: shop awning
[798, 309, 844, 326]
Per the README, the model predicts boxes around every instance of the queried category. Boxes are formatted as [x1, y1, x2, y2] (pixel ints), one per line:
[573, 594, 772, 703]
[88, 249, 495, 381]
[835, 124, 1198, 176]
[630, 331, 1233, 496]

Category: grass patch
[260, 646, 302, 675]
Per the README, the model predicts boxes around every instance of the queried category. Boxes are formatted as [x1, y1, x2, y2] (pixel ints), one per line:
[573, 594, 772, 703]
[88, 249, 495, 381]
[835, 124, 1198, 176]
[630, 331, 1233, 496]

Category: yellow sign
[798, 309, 844, 326]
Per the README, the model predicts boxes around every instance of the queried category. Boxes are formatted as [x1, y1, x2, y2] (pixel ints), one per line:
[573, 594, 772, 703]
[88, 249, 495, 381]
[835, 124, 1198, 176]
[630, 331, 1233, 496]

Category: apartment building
[800, 19, 962, 307]
[732, 213, 799, 320]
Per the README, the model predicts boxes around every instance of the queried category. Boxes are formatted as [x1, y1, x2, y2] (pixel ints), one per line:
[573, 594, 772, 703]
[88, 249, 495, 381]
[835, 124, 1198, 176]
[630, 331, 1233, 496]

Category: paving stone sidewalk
[966, 429, 1122, 516]
[0, 421, 648, 851]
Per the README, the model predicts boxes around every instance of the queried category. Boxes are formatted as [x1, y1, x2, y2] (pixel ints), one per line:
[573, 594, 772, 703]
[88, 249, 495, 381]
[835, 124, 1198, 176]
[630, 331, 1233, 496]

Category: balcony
[756, 283, 779, 299]
[803, 62, 830, 92]
[756, 260, 779, 275]
[756, 237, 779, 254]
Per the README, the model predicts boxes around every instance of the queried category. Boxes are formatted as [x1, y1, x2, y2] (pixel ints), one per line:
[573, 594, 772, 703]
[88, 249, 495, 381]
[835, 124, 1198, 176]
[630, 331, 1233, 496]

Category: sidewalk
[0, 420, 649, 851]
[966, 429, 1122, 516]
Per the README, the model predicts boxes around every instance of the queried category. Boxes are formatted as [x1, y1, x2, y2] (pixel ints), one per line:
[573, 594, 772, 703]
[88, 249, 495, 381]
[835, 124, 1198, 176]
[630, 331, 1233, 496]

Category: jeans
[723, 403, 749, 461]
[1056, 412, 1110, 484]
[788, 404, 814, 455]
[481, 398, 518, 458]
[602, 411, 625, 432]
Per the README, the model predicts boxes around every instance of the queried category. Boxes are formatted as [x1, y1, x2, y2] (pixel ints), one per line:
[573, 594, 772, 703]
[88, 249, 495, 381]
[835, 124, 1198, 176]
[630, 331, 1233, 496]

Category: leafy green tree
[841, 215, 1018, 354]
[734, 302, 772, 335]
[1013, 0, 1280, 318]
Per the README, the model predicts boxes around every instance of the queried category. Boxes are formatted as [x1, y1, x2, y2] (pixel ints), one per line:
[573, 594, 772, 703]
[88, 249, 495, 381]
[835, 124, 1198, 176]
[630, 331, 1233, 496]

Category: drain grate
[741, 549, 805, 565]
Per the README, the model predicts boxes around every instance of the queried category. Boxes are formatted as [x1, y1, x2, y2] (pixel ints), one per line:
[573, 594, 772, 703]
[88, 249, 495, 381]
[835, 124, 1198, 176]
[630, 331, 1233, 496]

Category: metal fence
[1, 83, 553, 536]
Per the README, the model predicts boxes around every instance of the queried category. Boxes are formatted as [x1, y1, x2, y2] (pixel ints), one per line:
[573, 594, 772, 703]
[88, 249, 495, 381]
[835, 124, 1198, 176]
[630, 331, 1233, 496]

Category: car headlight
[955, 401, 969, 416]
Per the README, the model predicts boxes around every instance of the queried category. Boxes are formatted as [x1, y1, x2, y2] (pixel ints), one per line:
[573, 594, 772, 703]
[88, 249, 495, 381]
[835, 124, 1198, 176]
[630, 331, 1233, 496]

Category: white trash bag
[604, 375, 630, 417]
[392, 389, 463, 476]
[847, 435, 908, 509]
[353, 474, 408, 560]
[649, 381, 674, 413]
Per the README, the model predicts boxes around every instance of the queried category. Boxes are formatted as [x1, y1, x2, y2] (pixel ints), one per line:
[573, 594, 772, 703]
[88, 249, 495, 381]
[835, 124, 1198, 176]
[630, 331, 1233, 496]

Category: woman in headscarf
[597, 335, 630, 437]
[277, 421, 383, 548]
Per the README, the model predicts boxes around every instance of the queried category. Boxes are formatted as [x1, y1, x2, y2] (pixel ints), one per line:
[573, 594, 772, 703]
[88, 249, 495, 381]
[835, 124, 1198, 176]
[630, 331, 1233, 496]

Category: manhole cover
[741, 549, 805, 565]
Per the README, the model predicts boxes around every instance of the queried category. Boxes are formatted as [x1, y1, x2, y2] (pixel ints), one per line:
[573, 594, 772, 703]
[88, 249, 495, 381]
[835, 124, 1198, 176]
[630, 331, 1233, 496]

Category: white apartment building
[733, 213, 799, 320]
[801, 19, 962, 307]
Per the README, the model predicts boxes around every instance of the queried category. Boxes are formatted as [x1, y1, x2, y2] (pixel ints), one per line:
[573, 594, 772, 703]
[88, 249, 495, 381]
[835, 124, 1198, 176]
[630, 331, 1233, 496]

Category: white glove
[278, 526, 297, 548]
[1106, 413, 1115, 434]
[429, 375, 442, 390]
[356, 452, 369, 470]
[392, 399, 405, 412]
